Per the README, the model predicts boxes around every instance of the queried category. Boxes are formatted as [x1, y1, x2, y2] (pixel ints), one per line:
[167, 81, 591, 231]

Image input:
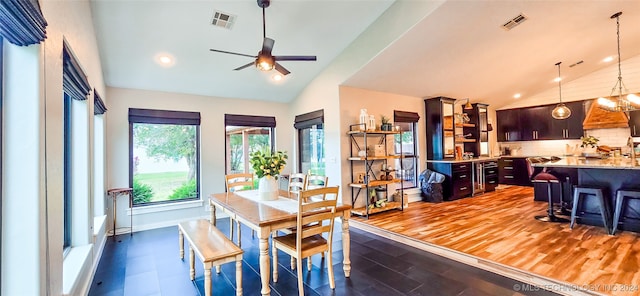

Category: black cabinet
[521, 106, 552, 140]
[498, 157, 531, 186]
[425, 97, 456, 160]
[629, 110, 640, 137]
[428, 162, 472, 201]
[484, 161, 498, 192]
[497, 101, 585, 142]
[496, 109, 521, 142]
[463, 103, 489, 157]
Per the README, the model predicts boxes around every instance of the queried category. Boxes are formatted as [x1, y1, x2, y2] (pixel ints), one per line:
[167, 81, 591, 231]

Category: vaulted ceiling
[91, 0, 640, 108]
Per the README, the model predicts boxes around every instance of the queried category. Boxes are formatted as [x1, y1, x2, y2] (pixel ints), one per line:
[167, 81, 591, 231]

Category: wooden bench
[178, 219, 243, 296]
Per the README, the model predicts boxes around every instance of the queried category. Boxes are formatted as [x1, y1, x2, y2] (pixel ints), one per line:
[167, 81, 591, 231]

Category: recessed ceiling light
[272, 74, 283, 81]
[603, 56, 614, 62]
[554, 77, 562, 82]
[513, 93, 521, 99]
[154, 53, 175, 67]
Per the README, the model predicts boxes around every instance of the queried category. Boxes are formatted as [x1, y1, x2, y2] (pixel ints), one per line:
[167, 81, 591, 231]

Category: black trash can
[419, 169, 445, 203]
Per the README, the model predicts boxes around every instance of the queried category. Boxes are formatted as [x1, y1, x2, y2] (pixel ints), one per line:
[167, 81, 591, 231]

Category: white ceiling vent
[501, 13, 528, 31]
[211, 10, 236, 29]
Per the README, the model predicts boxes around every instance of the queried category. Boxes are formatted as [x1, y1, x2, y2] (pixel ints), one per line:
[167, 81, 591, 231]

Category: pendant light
[597, 12, 640, 112]
[551, 62, 571, 119]
[463, 98, 472, 110]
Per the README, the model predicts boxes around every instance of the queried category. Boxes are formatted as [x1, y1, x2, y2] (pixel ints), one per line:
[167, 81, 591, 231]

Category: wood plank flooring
[352, 186, 640, 296]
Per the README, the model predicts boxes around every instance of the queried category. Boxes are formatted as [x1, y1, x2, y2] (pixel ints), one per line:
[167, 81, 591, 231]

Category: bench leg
[204, 264, 212, 296]
[189, 248, 195, 281]
[179, 229, 184, 259]
[236, 256, 243, 296]
[210, 204, 216, 226]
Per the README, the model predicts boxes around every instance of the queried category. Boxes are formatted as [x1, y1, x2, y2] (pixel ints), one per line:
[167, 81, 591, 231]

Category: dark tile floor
[88, 219, 559, 296]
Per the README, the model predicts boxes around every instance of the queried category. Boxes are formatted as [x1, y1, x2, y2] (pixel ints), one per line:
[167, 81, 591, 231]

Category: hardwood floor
[352, 186, 640, 296]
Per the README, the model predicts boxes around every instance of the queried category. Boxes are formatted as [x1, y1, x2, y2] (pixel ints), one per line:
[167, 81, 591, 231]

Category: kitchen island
[532, 156, 640, 232]
[426, 157, 500, 200]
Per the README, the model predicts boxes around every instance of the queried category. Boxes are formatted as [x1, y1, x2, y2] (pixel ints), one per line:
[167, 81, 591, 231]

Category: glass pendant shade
[552, 103, 571, 119]
[551, 62, 571, 119]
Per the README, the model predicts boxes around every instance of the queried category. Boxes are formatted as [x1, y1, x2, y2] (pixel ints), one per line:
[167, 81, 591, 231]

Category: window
[224, 114, 275, 175]
[62, 41, 91, 251]
[294, 110, 324, 175]
[394, 110, 420, 188]
[129, 108, 201, 206]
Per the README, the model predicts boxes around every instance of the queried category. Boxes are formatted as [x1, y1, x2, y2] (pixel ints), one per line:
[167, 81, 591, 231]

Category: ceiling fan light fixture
[598, 11, 638, 112]
[552, 62, 571, 120]
[256, 55, 274, 71]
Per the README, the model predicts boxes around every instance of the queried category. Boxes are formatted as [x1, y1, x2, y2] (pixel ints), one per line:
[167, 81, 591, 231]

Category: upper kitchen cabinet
[550, 100, 585, 139]
[629, 110, 640, 137]
[425, 97, 456, 159]
[496, 109, 521, 142]
[521, 105, 552, 140]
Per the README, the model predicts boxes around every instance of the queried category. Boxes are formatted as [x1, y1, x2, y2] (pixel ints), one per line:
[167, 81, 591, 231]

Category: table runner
[235, 190, 299, 213]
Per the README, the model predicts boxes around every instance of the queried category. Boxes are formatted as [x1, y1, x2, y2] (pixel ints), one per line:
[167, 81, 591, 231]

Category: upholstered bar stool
[570, 185, 612, 234]
[526, 158, 569, 223]
[612, 189, 640, 234]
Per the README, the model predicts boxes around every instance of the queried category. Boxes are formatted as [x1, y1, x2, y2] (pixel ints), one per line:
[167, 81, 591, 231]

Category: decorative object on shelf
[551, 61, 571, 119]
[597, 12, 640, 112]
[367, 115, 376, 131]
[380, 115, 393, 131]
[359, 109, 368, 131]
[249, 149, 287, 201]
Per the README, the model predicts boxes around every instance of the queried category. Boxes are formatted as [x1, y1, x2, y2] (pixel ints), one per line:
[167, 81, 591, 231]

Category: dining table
[209, 189, 352, 296]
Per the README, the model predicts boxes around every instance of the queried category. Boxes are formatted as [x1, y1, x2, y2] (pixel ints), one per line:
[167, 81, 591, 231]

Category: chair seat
[533, 172, 559, 182]
[273, 233, 327, 251]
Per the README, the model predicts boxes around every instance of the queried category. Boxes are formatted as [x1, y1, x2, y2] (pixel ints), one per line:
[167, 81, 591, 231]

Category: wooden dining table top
[209, 189, 351, 227]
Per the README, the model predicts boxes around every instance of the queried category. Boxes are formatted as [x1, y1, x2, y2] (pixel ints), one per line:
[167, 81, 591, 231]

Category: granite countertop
[426, 156, 500, 163]
[530, 156, 640, 170]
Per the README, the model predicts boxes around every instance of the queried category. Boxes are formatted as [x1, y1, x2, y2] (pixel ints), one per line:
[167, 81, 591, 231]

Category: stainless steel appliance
[473, 161, 498, 195]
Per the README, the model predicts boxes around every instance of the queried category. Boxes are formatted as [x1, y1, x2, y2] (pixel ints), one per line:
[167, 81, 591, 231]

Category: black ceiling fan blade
[234, 62, 255, 71]
[209, 49, 257, 59]
[261, 38, 275, 55]
[274, 62, 291, 76]
[274, 55, 317, 61]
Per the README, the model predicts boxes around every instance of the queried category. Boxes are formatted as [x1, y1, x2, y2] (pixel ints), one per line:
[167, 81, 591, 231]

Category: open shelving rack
[348, 123, 404, 219]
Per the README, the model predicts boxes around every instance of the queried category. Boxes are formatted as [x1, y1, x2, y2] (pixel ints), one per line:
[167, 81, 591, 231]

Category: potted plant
[249, 149, 288, 201]
[380, 115, 392, 131]
[580, 135, 599, 154]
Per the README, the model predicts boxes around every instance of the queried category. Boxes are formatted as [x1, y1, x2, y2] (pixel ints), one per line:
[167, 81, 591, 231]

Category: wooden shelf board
[349, 179, 401, 188]
[348, 155, 402, 161]
[351, 201, 402, 216]
[456, 123, 476, 127]
[347, 130, 400, 135]
[455, 139, 477, 143]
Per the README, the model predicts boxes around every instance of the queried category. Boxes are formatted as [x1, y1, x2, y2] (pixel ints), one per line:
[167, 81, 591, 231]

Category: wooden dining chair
[272, 186, 340, 296]
[224, 173, 255, 245]
[288, 173, 307, 193]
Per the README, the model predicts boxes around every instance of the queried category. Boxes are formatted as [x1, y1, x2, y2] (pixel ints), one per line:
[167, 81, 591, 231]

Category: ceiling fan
[209, 0, 317, 76]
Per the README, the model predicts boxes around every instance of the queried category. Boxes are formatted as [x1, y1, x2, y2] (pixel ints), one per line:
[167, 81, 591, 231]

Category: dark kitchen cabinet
[550, 101, 585, 139]
[498, 157, 531, 186]
[496, 109, 521, 142]
[629, 110, 640, 137]
[425, 97, 456, 160]
[428, 162, 472, 201]
[463, 103, 490, 157]
[497, 101, 585, 142]
[521, 106, 552, 140]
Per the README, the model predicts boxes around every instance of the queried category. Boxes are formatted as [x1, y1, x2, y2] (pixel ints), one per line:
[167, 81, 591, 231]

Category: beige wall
[105, 87, 293, 228]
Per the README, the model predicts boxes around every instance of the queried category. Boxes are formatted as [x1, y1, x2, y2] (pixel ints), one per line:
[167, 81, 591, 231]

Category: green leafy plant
[380, 115, 390, 124]
[249, 149, 288, 178]
[133, 178, 154, 204]
[580, 135, 599, 148]
[169, 179, 197, 200]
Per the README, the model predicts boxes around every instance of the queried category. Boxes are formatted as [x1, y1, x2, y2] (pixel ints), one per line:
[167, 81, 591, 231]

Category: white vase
[258, 176, 278, 201]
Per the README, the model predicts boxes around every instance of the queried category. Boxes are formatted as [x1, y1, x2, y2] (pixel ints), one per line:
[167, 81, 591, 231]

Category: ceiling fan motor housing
[258, 0, 270, 8]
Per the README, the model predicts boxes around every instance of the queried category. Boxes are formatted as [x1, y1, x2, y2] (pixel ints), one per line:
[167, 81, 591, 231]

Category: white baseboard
[108, 213, 224, 235]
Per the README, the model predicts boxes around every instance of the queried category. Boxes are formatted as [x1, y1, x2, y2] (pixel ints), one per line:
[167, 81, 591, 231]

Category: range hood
[583, 99, 629, 130]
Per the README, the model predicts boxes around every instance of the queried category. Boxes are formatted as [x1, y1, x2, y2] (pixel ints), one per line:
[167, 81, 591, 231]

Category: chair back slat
[225, 173, 254, 192]
[305, 175, 328, 190]
[288, 173, 307, 193]
[296, 186, 339, 246]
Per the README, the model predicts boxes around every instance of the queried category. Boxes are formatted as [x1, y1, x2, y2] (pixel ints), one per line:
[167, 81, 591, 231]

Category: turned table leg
[259, 233, 271, 296]
[341, 216, 351, 277]
[179, 229, 184, 259]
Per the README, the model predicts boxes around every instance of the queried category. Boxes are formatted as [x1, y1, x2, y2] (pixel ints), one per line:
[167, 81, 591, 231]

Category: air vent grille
[501, 13, 528, 31]
[211, 10, 236, 29]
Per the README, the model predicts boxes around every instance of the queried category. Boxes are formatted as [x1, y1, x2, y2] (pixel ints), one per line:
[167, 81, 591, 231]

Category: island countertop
[531, 156, 640, 170]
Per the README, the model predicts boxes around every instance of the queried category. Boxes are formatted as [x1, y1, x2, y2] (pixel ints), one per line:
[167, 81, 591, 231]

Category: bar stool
[526, 158, 569, 223]
[612, 189, 640, 234]
[570, 185, 611, 234]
